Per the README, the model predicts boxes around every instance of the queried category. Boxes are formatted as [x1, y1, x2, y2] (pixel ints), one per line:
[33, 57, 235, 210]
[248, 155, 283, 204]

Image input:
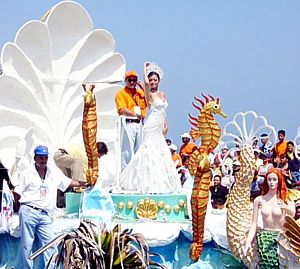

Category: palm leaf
[29, 220, 166, 269]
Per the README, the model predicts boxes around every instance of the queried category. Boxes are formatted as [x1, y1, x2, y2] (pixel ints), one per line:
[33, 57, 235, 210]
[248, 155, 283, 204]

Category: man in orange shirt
[179, 132, 197, 157]
[115, 71, 147, 171]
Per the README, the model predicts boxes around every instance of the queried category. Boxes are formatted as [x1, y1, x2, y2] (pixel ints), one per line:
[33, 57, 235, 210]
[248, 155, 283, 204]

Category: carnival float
[0, 1, 300, 269]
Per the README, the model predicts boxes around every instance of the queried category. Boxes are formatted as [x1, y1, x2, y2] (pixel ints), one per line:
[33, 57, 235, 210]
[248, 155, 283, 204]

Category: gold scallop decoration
[157, 200, 165, 209]
[126, 201, 134, 210]
[178, 199, 185, 207]
[117, 201, 124, 209]
[164, 204, 171, 213]
[173, 205, 180, 213]
[135, 198, 158, 219]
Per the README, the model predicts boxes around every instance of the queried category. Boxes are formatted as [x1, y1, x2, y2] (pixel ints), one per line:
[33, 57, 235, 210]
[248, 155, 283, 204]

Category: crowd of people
[166, 129, 300, 214]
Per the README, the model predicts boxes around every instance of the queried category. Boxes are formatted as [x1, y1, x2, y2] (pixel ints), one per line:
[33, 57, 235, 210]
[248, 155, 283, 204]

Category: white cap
[180, 132, 191, 139]
[169, 144, 178, 151]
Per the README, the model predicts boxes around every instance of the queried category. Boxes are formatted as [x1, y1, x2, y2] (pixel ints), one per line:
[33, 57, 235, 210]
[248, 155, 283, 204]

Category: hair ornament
[146, 62, 164, 80]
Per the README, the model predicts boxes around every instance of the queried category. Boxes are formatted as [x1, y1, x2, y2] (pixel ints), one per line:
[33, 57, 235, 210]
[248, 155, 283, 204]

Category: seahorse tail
[190, 171, 210, 261]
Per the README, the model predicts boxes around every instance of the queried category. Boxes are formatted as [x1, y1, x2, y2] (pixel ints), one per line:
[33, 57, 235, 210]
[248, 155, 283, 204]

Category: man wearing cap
[115, 71, 147, 171]
[14, 145, 86, 269]
[179, 132, 197, 158]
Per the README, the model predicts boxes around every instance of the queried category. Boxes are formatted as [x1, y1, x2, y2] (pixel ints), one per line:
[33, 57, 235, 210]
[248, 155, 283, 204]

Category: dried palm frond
[29, 220, 166, 269]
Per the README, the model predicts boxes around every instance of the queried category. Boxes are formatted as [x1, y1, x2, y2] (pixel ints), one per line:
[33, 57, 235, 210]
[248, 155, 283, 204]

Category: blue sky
[1, 1, 300, 147]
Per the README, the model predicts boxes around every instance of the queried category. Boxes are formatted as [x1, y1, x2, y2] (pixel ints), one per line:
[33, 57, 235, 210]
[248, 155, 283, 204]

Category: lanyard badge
[40, 180, 49, 199]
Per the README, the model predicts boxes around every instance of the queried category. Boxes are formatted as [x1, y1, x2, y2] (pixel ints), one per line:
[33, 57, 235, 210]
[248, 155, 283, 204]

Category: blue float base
[0, 231, 235, 269]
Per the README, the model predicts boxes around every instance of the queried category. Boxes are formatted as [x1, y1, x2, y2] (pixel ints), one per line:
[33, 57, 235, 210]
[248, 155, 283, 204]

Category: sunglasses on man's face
[127, 78, 137, 83]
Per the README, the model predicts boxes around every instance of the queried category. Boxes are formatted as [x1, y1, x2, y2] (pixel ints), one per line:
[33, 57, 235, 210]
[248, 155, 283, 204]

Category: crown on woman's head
[146, 62, 164, 80]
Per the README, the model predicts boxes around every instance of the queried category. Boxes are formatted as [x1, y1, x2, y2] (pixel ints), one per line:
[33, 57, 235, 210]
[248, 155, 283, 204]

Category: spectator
[220, 163, 235, 190]
[259, 133, 272, 155]
[274, 129, 288, 166]
[254, 148, 263, 169]
[94, 142, 117, 189]
[169, 144, 182, 168]
[165, 138, 172, 146]
[251, 170, 261, 201]
[179, 132, 197, 157]
[210, 174, 229, 209]
[0, 160, 14, 226]
[14, 145, 86, 268]
[214, 146, 229, 167]
[277, 153, 292, 187]
[178, 154, 193, 188]
[257, 152, 273, 183]
[286, 141, 300, 184]
[53, 142, 108, 207]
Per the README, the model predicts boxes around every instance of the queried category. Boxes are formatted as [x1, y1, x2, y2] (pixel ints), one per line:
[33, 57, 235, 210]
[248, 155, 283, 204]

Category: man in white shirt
[14, 145, 85, 269]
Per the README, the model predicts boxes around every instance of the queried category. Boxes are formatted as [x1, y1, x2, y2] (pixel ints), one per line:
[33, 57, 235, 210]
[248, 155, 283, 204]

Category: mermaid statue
[244, 168, 295, 268]
[224, 111, 300, 268]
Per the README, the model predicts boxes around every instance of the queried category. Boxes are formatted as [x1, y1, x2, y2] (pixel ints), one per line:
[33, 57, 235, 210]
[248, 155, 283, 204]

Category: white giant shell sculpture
[0, 1, 125, 170]
[221, 111, 277, 148]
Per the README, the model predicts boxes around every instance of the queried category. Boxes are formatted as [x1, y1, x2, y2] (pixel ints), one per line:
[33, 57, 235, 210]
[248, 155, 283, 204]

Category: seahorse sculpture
[82, 84, 98, 186]
[187, 94, 227, 261]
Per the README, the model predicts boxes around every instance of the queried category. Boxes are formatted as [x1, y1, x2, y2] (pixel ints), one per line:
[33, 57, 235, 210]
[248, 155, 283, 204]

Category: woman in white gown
[118, 62, 180, 193]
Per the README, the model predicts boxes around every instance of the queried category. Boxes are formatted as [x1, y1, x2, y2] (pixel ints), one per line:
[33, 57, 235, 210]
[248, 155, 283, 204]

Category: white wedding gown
[118, 98, 181, 193]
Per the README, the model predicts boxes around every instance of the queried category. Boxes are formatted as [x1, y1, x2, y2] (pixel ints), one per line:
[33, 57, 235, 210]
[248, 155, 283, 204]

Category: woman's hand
[136, 80, 145, 90]
[143, 62, 150, 85]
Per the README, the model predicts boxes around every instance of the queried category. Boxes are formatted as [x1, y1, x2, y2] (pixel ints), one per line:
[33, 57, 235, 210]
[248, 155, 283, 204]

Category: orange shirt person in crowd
[179, 132, 197, 157]
[169, 144, 182, 168]
[115, 71, 147, 171]
[274, 129, 288, 166]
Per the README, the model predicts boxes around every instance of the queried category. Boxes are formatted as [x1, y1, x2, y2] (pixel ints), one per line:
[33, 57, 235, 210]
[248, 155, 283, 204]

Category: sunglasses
[127, 78, 137, 83]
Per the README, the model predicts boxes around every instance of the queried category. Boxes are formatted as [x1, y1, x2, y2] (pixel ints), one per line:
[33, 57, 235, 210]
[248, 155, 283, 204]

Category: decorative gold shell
[117, 201, 124, 209]
[126, 201, 134, 209]
[173, 205, 180, 213]
[135, 198, 158, 219]
[157, 200, 165, 209]
[164, 204, 171, 213]
[178, 199, 185, 207]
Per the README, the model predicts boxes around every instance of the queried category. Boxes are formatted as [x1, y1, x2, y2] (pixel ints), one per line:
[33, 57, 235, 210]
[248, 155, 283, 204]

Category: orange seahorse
[82, 84, 98, 186]
[188, 94, 227, 261]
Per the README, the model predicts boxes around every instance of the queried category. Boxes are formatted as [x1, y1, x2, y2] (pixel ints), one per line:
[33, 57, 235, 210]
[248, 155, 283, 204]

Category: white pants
[120, 119, 142, 172]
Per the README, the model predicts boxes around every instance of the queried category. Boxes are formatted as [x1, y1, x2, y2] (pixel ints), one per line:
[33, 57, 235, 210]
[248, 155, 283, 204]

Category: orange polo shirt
[179, 142, 197, 156]
[115, 87, 147, 119]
